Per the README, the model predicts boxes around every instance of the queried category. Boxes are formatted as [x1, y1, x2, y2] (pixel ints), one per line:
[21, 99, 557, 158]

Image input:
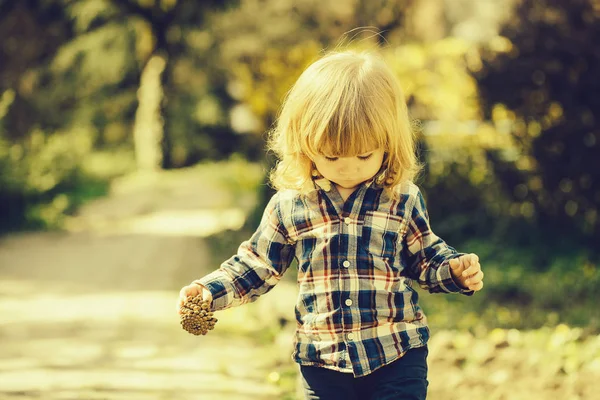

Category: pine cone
[180, 295, 217, 336]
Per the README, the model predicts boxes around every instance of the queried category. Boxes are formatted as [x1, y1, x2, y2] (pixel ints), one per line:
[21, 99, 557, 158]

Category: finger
[179, 286, 190, 299]
[202, 287, 213, 303]
[460, 254, 480, 274]
[462, 262, 481, 277]
[180, 284, 201, 299]
[469, 280, 484, 291]
[449, 258, 462, 271]
[464, 270, 483, 285]
[462, 255, 472, 268]
[469, 270, 484, 283]
[469, 254, 479, 264]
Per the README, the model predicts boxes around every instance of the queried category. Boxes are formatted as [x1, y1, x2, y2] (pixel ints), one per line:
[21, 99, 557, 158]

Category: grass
[419, 238, 599, 334]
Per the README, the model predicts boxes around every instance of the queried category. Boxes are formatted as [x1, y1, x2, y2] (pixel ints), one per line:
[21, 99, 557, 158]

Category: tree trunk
[133, 54, 166, 173]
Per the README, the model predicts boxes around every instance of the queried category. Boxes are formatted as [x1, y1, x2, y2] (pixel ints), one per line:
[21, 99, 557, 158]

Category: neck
[335, 185, 357, 201]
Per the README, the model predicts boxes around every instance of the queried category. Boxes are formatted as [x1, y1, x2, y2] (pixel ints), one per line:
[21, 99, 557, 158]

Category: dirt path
[0, 228, 295, 399]
[0, 170, 294, 399]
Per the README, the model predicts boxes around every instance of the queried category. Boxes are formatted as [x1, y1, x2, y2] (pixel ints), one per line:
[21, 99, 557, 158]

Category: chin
[339, 182, 360, 189]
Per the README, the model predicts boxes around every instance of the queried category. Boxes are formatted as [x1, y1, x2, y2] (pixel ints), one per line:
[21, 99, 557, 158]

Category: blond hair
[268, 49, 420, 192]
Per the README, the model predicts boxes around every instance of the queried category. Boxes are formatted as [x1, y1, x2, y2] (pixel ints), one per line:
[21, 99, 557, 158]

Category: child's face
[313, 148, 385, 191]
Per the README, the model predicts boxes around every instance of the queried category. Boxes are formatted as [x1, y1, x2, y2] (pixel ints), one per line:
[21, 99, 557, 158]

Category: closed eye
[323, 153, 373, 162]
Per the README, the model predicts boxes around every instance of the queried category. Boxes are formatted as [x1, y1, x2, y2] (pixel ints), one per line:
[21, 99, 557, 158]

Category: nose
[338, 160, 359, 175]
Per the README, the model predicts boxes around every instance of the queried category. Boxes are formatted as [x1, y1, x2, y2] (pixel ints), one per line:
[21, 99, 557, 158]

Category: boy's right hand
[178, 283, 213, 315]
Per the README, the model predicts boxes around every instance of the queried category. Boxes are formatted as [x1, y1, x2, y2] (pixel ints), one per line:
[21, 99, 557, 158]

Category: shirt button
[344, 217, 352, 225]
[342, 260, 350, 268]
[347, 333, 355, 340]
[345, 299, 353, 306]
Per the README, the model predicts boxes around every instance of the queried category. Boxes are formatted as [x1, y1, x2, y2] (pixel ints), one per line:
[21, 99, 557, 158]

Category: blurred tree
[0, 0, 74, 230]
[476, 0, 600, 243]
[0, 0, 237, 230]
[94, 0, 234, 169]
[210, 0, 426, 130]
[443, 0, 516, 43]
[0, 0, 71, 139]
[1, 0, 238, 167]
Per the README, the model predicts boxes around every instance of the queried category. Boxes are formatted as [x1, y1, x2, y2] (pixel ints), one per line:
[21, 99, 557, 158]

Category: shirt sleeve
[401, 186, 472, 295]
[194, 192, 295, 310]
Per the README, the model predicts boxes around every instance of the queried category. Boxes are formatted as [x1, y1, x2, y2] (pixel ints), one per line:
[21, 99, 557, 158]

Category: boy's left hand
[449, 253, 484, 292]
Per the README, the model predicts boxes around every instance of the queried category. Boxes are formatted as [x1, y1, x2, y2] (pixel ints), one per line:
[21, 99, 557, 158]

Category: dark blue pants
[300, 346, 428, 400]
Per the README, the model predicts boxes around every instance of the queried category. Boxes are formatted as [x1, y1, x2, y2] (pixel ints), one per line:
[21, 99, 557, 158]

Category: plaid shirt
[197, 179, 472, 377]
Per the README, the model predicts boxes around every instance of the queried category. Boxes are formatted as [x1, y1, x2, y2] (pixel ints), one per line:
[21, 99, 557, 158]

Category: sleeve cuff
[194, 269, 239, 311]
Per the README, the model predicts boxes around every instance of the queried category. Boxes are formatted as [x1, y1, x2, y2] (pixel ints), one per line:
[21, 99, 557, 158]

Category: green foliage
[0, 121, 111, 231]
[420, 146, 504, 243]
[420, 239, 599, 333]
[475, 0, 600, 240]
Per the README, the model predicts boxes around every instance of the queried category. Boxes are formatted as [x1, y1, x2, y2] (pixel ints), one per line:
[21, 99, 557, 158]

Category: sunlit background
[0, 0, 599, 399]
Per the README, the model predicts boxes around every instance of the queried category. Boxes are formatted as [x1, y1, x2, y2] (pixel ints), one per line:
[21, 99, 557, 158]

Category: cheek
[323, 165, 338, 176]
[367, 160, 383, 175]
[314, 161, 332, 175]
[372, 155, 385, 169]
